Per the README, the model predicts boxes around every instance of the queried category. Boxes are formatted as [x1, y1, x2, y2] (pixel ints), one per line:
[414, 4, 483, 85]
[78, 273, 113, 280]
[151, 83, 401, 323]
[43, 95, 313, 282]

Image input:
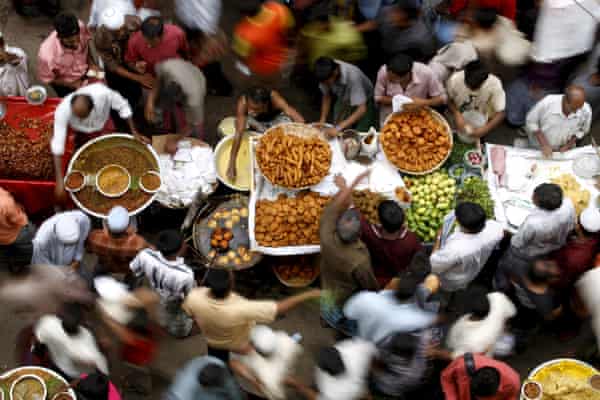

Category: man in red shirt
[440, 353, 520, 400]
[360, 200, 422, 288]
[449, 0, 516, 21]
[125, 16, 189, 78]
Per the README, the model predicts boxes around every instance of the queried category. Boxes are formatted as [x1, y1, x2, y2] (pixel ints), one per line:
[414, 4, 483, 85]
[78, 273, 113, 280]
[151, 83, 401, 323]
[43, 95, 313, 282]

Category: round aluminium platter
[67, 133, 161, 218]
[0, 366, 76, 400]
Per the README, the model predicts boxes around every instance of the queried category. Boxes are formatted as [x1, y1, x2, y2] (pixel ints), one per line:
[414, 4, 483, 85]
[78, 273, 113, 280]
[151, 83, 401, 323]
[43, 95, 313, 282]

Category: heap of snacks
[206, 206, 254, 267]
[256, 128, 332, 188]
[352, 189, 387, 225]
[273, 255, 320, 286]
[381, 109, 452, 173]
[457, 176, 495, 219]
[0, 118, 53, 180]
[405, 171, 456, 242]
[551, 174, 591, 215]
[254, 191, 331, 247]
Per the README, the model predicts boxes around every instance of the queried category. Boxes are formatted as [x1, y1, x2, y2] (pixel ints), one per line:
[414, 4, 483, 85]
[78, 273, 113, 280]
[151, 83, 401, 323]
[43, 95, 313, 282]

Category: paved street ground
[0, 0, 599, 399]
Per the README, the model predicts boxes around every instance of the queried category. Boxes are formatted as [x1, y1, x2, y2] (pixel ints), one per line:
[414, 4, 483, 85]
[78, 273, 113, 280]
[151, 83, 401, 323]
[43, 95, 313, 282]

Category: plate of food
[381, 109, 453, 175]
[0, 367, 76, 400]
[96, 164, 131, 198]
[25, 86, 47, 106]
[272, 255, 320, 287]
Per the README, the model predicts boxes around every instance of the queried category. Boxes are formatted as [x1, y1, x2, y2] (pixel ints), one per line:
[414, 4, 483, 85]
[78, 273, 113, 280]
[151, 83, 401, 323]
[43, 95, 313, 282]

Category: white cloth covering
[88, 0, 159, 28]
[0, 46, 29, 97]
[32, 211, 91, 266]
[446, 292, 516, 358]
[51, 83, 133, 156]
[100, 7, 125, 30]
[175, 0, 222, 35]
[34, 314, 108, 378]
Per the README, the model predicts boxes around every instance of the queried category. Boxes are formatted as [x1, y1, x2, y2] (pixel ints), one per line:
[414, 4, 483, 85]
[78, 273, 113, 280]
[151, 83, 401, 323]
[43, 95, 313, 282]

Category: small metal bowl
[96, 164, 131, 198]
[64, 170, 86, 193]
[139, 171, 162, 194]
[25, 86, 47, 105]
[521, 381, 542, 400]
[10, 374, 47, 400]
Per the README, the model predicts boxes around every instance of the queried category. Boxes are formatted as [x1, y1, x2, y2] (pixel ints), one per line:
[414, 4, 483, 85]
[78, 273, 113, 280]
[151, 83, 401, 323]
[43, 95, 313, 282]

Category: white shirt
[446, 71, 506, 120]
[446, 292, 516, 358]
[532, 0, 600, 62]
[232, 329, 302, 400]
[0, 46, 29, 97]
[315, 339, 377, 400]
[130, 248, 195, 301]
[88, 0, 159, 28]
[525, 94, 592, 150]
[343, 290, 436, 343]
[34, 315, 108, 378]
[51, 83, 133, 156]
[431, 220, 504, 291]
[511, 198, 576, 257]
[32, 211, 91, 266]
[175, 0, 222, 35]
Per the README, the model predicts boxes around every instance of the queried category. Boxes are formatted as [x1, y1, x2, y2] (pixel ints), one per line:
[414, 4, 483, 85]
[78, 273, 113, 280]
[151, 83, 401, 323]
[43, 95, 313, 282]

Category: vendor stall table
[0, 97, 74, 215]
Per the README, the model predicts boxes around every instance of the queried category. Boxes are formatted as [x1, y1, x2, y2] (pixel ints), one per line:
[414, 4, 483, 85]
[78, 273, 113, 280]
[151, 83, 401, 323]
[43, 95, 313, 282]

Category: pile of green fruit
[457, 176, 495, 219]
[405, 171, 456, 242]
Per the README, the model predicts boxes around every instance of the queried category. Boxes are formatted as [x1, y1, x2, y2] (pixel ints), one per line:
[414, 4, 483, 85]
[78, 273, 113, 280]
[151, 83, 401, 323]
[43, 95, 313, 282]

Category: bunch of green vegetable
[405, 171, 456, 242]
[445, 141, 475, 167]
[457, 176, 495, 218]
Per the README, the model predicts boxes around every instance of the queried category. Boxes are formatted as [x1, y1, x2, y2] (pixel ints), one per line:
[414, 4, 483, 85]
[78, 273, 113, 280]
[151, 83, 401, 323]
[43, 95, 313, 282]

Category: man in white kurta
[0, 33, 29, 97]
[32, 210, 91, 268]
[526, 86, 592, 156]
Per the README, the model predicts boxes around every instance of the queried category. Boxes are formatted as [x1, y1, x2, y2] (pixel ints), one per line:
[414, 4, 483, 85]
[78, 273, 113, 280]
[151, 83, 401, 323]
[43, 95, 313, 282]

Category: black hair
[127, 308, 150, 335]
[394, 0, 420, 20]
[54, 12, 80, 38]
[76, 372, 109, 400]
[159, 80, 185, 109]
[470, 367, 501, 397]
[387, 54, 413, 77]
[456, 202, 486, 233]
[378, 200, 405, 233]
[245, 87, 271, 105]
[394, 275, 419, 301]
[156, 230, 184, 257]
[61, 302, 82, 336]
[198, 363, 226, 388]
[387, 333, 418, 358]
[473, 7, 498, 29]
[141, 16, 164, 39]
[465, 287, 490, 319]
[71, 94, 94, 112]
[317, 347, 346, 376]
[533, 183, 563, 211]
[206, 269, 232, 299]
[528, 260, 551, 284]
[336, 209, 361, 243]
[314, 57, 338, 82]
[464, 60, 489, 90]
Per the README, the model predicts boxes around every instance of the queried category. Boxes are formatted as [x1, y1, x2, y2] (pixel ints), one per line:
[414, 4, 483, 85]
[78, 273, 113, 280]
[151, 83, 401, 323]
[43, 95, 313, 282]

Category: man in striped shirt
[130, 230, 195, 338]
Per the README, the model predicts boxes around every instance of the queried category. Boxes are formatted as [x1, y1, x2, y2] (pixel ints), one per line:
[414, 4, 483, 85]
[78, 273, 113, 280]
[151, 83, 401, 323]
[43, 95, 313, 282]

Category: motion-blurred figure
[0, 187, 34, 273]
[0, 32, 29, 96]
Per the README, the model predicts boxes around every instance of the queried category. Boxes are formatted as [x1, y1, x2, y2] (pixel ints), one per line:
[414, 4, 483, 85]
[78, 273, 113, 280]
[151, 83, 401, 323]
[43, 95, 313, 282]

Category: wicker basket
[381, 108, 454, 176]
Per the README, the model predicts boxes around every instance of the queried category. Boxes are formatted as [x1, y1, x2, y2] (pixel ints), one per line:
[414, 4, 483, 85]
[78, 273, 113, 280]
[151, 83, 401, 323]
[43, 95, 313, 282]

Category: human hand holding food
[226, 159, 237, 180]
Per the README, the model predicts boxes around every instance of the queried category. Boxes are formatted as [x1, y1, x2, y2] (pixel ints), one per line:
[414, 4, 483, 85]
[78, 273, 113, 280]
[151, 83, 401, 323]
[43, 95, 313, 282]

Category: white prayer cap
[250, 325, 277, 356]
[55, 214, 80, 245]
[107, 206, 129, 234]
[580, 205, 600, 233]
[100, 7, 126, 30]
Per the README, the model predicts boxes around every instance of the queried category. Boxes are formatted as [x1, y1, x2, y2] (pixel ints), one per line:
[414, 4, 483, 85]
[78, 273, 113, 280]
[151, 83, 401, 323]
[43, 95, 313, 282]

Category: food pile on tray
[272, 255, 320, 287]
[0, 118, 54, 180]
[0, 367, 76, 400]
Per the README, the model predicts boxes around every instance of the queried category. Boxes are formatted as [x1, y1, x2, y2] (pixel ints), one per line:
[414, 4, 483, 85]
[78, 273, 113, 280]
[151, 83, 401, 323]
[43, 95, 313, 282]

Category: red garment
[125, 24, 189, 76]
[122, 334, 157, 366]
[449, 0, 516, 20]
[86, 227, 150, 274]
[441, 354, 520, 400]
[553, 236, 600, 289]
[360, 217, 423, 287]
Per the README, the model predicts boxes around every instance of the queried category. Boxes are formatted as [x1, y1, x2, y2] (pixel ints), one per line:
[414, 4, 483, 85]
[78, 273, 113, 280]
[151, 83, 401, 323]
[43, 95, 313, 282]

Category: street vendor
[315, 57, 376, 136]
[51, 82, 145, 201]
[226, 86, 304, 180]
[524, 86, 592, 158]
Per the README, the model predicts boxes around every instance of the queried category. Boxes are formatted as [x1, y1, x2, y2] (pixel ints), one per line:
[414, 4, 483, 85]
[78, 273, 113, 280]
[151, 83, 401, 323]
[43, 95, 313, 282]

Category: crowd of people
[1, 0, 600, 399]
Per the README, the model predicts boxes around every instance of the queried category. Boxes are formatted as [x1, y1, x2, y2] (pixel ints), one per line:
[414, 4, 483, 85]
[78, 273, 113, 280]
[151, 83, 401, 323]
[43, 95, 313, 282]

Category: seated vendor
[51, 82, 145, 202]
[314, 57, 376, 137]
[524, 85, 592, 158]
[360, 200, 423, 288]
[226, 86, 304, 180]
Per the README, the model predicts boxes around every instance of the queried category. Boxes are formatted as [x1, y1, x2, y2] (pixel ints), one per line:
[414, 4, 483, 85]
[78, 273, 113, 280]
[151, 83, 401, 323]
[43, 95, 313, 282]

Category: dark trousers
[207, 346, 230, 363]
[51, 83, 75, 98]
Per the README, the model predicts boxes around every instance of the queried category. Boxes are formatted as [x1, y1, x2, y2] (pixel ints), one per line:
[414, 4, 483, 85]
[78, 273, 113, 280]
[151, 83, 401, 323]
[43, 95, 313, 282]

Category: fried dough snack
[352, 189, 386, 225]
[255, 191, 331, 247]
[256, 128, 332, 188]
[381, 110, 451, 173]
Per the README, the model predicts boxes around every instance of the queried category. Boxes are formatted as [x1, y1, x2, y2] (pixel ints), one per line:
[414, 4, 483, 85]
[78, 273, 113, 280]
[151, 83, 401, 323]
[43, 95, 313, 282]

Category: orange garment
[233, 1, 294, 76]
[0, 187, 27, 245]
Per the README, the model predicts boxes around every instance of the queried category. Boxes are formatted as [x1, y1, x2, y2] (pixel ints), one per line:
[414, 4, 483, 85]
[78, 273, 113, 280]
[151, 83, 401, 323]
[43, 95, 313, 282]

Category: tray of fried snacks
[381, 108, 453, 175]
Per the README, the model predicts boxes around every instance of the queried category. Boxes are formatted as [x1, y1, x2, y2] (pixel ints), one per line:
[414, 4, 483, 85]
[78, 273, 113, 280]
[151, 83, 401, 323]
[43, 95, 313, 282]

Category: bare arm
[337, 103, 367, 130]
[271, 90, 305, 123]
[471, 111, 505, 138]
[535, 129, 553, 158]
[226, 97, 248, 180]
[411, 95, 446, 108]
[375, 96, 393, 105]
[285, 378, 319, 400]
[332, 169, 370, 210]
[319, 93, 332, 123]
[229, 360, 264, 394]
[276, 289, 320, 315]
[559, 136, 577, 152]
[355, 20, 378, 33]
[448, 100, 465, 131]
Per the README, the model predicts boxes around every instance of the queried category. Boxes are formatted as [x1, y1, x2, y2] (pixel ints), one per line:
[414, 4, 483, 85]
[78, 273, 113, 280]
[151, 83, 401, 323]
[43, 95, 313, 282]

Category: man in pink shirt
[125, 16, 189, 79]
[440, 353, 520, 400]
[374, 53, 447, 125]
[38, 13, 95, 97]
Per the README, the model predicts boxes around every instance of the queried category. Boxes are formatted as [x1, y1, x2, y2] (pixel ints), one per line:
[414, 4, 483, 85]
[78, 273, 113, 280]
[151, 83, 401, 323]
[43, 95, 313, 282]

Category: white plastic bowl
[10, 374, 47, 400]
[96, 164, 131, 198]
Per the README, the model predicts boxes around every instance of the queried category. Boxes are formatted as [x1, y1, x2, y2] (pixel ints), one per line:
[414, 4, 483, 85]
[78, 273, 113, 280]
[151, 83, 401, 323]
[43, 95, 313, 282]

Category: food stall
[0, 366, 77, 400]
[0, 97, 75, 215]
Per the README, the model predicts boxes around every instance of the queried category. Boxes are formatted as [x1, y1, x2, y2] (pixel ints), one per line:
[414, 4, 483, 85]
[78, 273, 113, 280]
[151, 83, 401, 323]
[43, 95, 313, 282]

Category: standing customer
[0, 32, 29, 96]
[0, 187, 34, 273]
[320, 171, 378, 336]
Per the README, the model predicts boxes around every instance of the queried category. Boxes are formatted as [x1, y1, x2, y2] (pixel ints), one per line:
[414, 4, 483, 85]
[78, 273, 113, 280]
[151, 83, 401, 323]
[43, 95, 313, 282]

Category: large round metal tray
[67, 133, 161, 218]
[382, 108, 453, 176]
[214, 133, 256, 191]
[0, 366, 76, 400]
[255, 123, 332, 190]
[193, 197, 262, 270]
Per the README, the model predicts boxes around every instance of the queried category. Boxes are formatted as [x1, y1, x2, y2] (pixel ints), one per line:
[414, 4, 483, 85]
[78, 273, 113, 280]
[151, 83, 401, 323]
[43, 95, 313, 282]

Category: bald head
[336, 209, 361, 243]
[71, 94, 94, 119]
[564, 85, 586, 115]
